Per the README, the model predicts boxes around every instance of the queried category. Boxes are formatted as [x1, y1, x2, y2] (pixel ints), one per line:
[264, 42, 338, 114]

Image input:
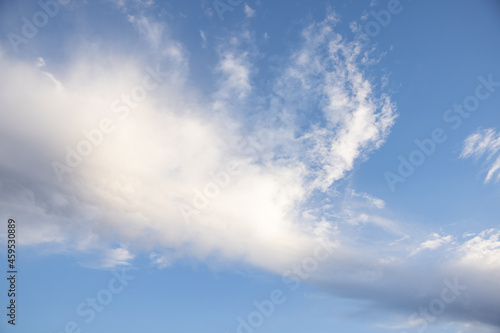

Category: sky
[0, 0, 500, 332]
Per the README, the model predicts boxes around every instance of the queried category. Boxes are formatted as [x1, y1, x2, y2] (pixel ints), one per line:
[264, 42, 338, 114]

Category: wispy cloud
[244, 3, 255, 18]
[200, 30, 207, 49]
[272, 13, 396, 191]
[461, 128, 500, 183]
[410, 233, 453, 256]
[127, 14, 164, 50]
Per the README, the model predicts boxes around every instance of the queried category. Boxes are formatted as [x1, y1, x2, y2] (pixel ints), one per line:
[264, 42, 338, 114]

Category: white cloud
[127, 15, 164, 50]
[0, 11, 396, 276]
[348, 189, 385, 209]
[36, 57, 46, 68]
[455, 229, 500, 271]
[273, 15, 396, 191]
[200, 30, 207, 49]
[410, 233, 453, 256]
[100, 248, 135, 268]
[0, 40, 324, 273]
[461, 128, 500, 183]
[244, 3, 255, 18]
[216, 51, 252, 100]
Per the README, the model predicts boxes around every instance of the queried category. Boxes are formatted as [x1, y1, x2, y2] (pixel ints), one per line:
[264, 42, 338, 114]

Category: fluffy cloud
[0, 13, 350, 275]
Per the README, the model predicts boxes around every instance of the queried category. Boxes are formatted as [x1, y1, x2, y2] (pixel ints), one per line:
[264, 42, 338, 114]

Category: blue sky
[0, 0, 500, 332]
